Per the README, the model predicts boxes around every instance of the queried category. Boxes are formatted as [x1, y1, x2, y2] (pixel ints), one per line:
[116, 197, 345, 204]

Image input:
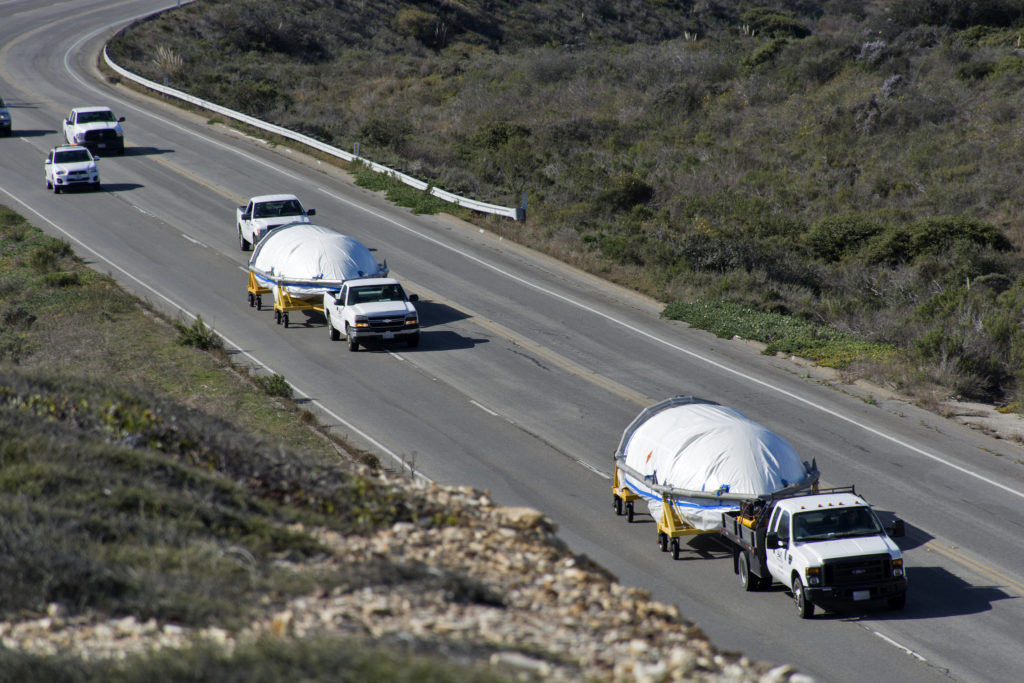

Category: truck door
[765, 509, 791, 584]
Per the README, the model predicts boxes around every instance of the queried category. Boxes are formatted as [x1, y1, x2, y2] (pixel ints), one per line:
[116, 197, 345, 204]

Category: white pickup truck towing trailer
[323, 278, 420, 351]
[237, 194, 315, 250]
[720, 486, 907, 618]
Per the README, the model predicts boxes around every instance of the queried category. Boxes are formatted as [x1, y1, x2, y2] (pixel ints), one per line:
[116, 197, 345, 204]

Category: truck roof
[778, 491, 868, 512]
[249, 193, 302, 204]
[347, 277, 400, 287]
[71, 106, 115, 114]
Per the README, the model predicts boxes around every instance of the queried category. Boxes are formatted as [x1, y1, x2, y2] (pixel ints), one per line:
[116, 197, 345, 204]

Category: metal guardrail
[102, 46, 524, 221]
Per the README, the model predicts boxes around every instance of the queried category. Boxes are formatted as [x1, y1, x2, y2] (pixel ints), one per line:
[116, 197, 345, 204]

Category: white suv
[63, 106, 125, 155]
[44, 145, 100, 193]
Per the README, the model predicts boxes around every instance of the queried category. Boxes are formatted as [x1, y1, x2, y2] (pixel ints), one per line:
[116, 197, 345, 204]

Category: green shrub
[255, 373, 292, 399]
[740, 9, 811, 39]
[173, 315, 223, 351]
[806, 213, 885, 262]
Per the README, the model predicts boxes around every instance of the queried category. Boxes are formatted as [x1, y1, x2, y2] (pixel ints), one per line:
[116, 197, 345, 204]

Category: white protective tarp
[621, 400, 810, 530]
[248, 223, 386, 299]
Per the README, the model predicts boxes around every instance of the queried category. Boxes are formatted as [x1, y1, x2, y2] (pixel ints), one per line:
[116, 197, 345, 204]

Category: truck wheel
[888, 593, 906, 611]
[793, 577, 814, 618]
[327, 315, 340, 341]
[238, 227, 250, 251]
[671, 538, 681, 560]
[738, 552, 757, 592]
[346, 325, 359, 352]
[659, 532, 668, 552]
[406, 332, 420, 348]
[625, 501, 634, 523]
[613, 495, 623, 516]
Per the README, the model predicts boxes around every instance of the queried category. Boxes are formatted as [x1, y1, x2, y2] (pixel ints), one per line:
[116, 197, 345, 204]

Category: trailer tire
[256, 296, 262, 310]
[671, 538, 681, 560]
[613, 495, 623, 516]
[283, 314, 289, 328]
[248, 293, 254, 307]
[888, 593, 906, 611]
[738, 552, 757, 592]
[626, 501, 634, 523]
[659, 532, 668, 552]
[793, 577, 814, 618]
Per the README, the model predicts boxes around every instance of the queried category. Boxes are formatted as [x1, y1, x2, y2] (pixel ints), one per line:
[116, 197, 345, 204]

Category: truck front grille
[366, 317, 407, 332]
[84, 130, 119, 142]
[823, 554, 890, 586]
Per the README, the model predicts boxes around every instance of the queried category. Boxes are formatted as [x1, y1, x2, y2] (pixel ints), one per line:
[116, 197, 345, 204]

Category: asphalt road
[2, 2, 1023, 681]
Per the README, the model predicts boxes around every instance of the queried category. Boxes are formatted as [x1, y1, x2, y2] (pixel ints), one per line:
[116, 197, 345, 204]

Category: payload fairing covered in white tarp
[616, 397, 816, 530]
[249, 223, 387, 299]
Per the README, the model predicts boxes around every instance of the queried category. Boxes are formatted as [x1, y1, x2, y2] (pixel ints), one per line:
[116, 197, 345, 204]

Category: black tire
[283, 313, 289, 328]
[248, 293, 254, 307]
[888, 593, 906, 611]
[659, 532, 668, 552]
[626, 501, 634, 523]
[239, 227, 250, 251]
[738, 552, 756, 592]
[46, 179, 52, 189]
[406, 332, 420, 348]
[328, 315, 340, 341]
[346, 325, 358, 351]
[93, 183, 101, 192]
[275, 310, 281, 325]
[54, 185, 61, 194]
[671, 538, 681, 560]
[256, 297, 262, 310]
[793, 577, 814, 618]
[613, 495, 623, 516]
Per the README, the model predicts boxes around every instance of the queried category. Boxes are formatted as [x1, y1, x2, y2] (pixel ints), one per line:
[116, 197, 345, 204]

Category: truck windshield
[77, 110, 116, 124]
[254, 200, 303, 218]
[347, 285, 404, 304]
[792, 507, 882, 542]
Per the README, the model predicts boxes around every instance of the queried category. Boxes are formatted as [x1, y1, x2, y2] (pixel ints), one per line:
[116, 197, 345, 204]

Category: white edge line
[470, 399, 499, 417]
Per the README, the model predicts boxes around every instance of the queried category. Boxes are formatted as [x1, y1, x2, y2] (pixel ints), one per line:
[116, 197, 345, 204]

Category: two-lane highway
[2, 3, 1023, 681]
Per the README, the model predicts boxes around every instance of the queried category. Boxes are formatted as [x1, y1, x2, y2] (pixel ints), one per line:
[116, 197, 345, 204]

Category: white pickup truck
[63, 106, 125, 155]
[323, 278, 420, 351]
[236, 194, 315, 250]
[721, 486, 907, 618]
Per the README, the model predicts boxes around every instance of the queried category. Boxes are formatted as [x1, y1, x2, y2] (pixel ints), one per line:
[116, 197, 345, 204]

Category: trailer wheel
[671, 538, 681, 560]
[793, 577, 814, 618]
[659, 532, 668, 552]
[283, 313, 289, 328]
[613, 495, 623, 516]
[248, 293, 254, 307]
[275, 310, 281, 325]
[256, 297, 262, 310]
[625, 501, 634, 523]
[738, 552, 757, 592]
[888, 593, 906, 611]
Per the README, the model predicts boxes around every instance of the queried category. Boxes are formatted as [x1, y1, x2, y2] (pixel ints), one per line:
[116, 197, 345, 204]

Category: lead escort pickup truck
[237, 194, 315, 250]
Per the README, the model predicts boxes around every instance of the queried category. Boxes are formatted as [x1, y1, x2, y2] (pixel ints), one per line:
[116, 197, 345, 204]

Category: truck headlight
[404, 314, 418, 327]
[805, 566, 821, 586]
[354, 316, 369, 329]
[892, 558, 904, 578]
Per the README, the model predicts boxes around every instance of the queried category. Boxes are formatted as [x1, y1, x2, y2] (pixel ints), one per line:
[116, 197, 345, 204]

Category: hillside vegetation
[110, 0, 1024, 405]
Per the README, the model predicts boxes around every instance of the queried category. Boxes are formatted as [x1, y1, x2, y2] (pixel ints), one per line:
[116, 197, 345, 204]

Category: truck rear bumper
[806, 578, 906, 609]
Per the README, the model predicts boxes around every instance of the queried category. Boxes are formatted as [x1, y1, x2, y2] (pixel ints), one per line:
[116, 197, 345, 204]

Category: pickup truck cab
[723, 487, 906, 618]
[63, 107, 125, 155]
[323, 278, 419, 351]
[237, 194, 315, 250]
[0, 96, 11, 136]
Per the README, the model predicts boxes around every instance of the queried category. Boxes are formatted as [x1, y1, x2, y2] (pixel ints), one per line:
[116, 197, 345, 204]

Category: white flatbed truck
[720, 486, 907, 618]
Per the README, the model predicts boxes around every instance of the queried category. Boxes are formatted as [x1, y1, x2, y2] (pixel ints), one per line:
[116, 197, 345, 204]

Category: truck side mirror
[307, 209, 316, 216]
[888, 518, 905, 538]
[765, 532, 780, 549]
[408, 294, 418, 302]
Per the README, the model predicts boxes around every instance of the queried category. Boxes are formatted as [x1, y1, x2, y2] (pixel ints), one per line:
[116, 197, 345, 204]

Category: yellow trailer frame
[247, 270, 271, 310]
[271, 285, 324, 328]
[612, 463, 641, 521]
